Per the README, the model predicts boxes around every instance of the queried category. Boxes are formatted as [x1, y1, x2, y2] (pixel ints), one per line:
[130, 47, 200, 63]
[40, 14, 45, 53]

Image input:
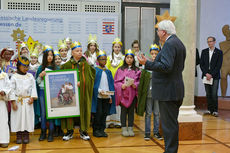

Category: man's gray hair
[158, 20, 176, 35]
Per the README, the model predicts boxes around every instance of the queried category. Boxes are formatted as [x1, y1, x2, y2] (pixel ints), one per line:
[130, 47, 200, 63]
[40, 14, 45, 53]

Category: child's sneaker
[80, 130, 90, 140]
[154, 133, 163, 140]
[63, 130, 73, 141]
[144, 133, 150, 141]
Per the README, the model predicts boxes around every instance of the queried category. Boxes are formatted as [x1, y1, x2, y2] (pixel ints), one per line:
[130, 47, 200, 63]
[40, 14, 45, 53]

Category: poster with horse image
[44, 69, 80, 119]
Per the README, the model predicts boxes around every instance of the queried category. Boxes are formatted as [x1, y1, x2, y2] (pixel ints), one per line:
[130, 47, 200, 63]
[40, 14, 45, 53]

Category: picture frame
[44, 69, 80, 119]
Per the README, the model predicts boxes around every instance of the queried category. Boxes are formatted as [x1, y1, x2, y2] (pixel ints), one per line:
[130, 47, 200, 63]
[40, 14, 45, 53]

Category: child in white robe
[10, 56, 38, 144]
[0, 68, 11, 148]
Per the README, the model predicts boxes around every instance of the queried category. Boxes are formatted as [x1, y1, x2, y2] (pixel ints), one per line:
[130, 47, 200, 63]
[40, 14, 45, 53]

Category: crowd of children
[0, 36, 163, 148]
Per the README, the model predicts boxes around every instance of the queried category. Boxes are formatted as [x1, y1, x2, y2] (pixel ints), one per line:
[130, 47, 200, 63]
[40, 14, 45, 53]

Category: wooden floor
[1, 109, 230, 153]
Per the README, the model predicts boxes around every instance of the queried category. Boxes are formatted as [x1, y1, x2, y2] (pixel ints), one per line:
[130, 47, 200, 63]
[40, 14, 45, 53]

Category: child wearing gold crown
[29, 47, 41, 130]
[91, 50, 116, 137]
[84, 34, 99, 66]
[54, 50, 62, 66]
[58, 40, 69, 65]
[114, 49, 141, 137]
[36, 45, 58, 142]
[106, 38, 124, 128]
[0, 64, 11, 148]
[10, 54, 38, 144]
[61, 41, 95, 141]
[137, 44, 163, 140]
[30, 48, 40, 72]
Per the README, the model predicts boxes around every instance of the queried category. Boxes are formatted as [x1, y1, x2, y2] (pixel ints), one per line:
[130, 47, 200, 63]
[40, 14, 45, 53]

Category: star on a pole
[155, 10, 177, 28]
[11, 28, 26, 41]
[26, 36, 38, 51]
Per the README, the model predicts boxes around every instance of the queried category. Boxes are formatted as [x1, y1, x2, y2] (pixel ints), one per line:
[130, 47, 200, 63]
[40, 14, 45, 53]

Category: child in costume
[61, 41, 95, 141]
[20, 42, 30, 59]
[53, 50, 63, 137]
[10, 55, 38, 144]
[36, 45, 58, 142]
[114, 49, 141, 137]
[65, 37, 72, 60]
[29, 47, 41, 130]
[131, 40, 143, 67]
[54, 50, 62, 66]
[0, 65, 11, 148]
[137, 44, 163, 140]
[0, 47, 15, 72]
[84, 34, 99, 66]
[106, 38, 124, 128]
[29, 48, 40, 72]
[58, 40, 69, 65]
[91, 50, 116, 137]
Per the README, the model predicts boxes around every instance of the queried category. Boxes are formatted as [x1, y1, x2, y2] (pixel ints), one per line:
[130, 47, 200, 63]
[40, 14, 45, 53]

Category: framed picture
[44, 69, 80, 119]
[5, 65, 36, 77]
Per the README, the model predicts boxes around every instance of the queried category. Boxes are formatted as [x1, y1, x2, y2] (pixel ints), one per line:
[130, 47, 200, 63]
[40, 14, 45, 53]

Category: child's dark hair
[131, 40, 139, 48]
[84, 43, 99, 57]
[16, 56, 29, 70]
[120, 54, 139, 71]
[41, 50, 56, 71]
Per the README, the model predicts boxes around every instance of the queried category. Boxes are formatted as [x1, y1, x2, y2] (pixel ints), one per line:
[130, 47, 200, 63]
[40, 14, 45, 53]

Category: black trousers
[159, 100, 183, 153]
[120, 99, 136, 127]
[92, 98, 110, 132]
[204, 79, 219, 113]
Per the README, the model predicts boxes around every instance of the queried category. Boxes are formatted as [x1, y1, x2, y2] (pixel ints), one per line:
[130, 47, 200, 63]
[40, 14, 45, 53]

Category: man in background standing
[200, 36, 223, 117]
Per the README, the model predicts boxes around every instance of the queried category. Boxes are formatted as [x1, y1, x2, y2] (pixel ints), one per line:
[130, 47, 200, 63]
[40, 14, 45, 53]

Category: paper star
[26, 36, 38, 51]
[155, 10, 177, 28]
[11, 28, 26, 41]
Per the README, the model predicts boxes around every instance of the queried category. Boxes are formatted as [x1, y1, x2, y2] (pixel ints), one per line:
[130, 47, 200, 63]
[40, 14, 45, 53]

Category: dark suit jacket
[200, 47, 223, 80]
[145, 34, 186, 101]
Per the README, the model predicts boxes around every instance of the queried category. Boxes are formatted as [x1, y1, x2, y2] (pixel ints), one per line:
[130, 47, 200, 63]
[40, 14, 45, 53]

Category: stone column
[170, 0, 203, 140]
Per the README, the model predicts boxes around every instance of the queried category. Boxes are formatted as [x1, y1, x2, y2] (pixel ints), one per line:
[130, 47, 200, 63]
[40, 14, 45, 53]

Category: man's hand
[206, 73, 212, 80]
[137, 54, 147, 65]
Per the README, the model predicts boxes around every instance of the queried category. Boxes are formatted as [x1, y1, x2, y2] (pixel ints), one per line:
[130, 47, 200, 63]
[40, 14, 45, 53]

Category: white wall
[196, 0, 230, 96]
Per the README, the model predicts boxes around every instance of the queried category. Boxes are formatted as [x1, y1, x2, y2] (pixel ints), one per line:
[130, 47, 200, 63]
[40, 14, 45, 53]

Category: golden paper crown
[18, 46, 30, 66]
[65, 37, 72, 42]
[58, 40, 67, 50]
[112, 38, 123, 46]
[70, 41, 82, 50]
[54, 50, 60, 56]
[96, 50, 107, 58]
[125, 49, 135, 56]
[30, 47, 39, 58]
[149, 44, 160, 52]
[34, 42, 42, 48]
[43, 45, 53, 53]
[88, 34, 97, 45]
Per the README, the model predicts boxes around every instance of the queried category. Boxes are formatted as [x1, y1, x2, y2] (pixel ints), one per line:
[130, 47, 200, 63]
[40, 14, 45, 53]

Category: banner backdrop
[0, 10, 118, 55]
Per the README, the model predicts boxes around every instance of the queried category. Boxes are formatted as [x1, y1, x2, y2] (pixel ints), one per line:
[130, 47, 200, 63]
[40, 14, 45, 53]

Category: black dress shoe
[93, 130, 103, 137]
[101, 131, 108, 137]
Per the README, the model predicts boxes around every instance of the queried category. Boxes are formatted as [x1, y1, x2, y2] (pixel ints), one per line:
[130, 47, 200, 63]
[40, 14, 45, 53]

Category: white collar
[166, 35, 172, 41]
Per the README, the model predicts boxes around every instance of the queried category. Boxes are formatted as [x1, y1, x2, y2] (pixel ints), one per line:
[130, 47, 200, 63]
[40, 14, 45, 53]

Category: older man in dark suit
[138, 20, 186, 153]
[200, 36, 223, 117]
